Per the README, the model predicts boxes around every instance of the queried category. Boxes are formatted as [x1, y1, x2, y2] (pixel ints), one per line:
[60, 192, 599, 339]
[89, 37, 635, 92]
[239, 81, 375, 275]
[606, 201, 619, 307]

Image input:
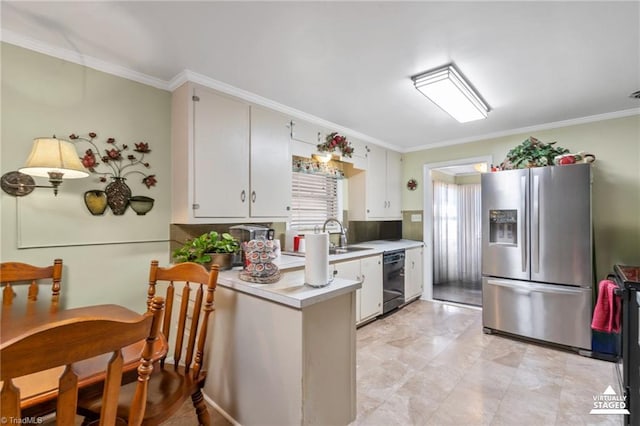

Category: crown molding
[5, 30, 635, 154]
[404, 108, 640, 153]
[168, 69, 396, 150]
[1, 29, 170, 91]
[1, 30, 394, 150]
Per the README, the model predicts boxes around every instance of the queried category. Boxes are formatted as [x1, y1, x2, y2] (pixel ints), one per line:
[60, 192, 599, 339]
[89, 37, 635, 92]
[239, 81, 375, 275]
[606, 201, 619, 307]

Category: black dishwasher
[382, 250, 405, 314]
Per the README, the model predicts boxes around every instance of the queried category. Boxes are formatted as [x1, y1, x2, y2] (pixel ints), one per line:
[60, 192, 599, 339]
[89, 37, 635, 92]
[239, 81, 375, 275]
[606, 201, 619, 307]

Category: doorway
[422, 156, 491, 307]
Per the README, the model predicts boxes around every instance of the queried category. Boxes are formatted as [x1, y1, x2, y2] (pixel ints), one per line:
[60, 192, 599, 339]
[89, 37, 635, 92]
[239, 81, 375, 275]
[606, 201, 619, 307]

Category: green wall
[403, 115, 640, 280]
[1, 43, 172, 311]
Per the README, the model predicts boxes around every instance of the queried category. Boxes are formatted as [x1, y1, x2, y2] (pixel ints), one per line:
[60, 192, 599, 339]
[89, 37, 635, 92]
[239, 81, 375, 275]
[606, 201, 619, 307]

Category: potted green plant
[500, 136, 570, 170]
[172, 231, 240, 270]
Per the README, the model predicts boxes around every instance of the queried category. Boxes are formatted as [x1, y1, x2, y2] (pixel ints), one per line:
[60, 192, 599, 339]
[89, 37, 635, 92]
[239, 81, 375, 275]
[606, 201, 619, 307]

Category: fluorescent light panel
[412, 65, 488, 123]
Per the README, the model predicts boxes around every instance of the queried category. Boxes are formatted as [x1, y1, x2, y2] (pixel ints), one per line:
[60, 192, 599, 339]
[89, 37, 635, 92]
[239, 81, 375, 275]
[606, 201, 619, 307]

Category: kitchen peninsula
[201, 239, 423, 425]
[203, 258, 361, 426]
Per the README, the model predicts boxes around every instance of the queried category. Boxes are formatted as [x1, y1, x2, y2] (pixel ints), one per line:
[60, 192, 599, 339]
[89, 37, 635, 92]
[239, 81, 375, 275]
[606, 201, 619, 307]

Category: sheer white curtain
[433, 181, 458, 283]
[433, 181, 481, 284]
[457, 184, 482, 282]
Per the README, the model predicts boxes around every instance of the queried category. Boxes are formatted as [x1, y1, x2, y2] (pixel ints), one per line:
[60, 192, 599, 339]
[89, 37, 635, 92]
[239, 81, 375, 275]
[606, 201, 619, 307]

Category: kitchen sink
[329, 245, 372, 255]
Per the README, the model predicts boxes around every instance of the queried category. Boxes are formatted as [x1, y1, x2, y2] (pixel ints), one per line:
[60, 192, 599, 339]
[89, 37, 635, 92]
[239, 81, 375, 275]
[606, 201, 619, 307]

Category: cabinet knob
[286, 206, 291, 211]
[251, 191, 256, 203]
[240, 190, 246, 202]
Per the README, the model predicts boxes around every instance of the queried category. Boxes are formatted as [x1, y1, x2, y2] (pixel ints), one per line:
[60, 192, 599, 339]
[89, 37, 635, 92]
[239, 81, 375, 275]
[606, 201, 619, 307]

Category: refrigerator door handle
[487, 278, 589, 294]
[520, 175, 527, 273]
[532, 175, 540, 273]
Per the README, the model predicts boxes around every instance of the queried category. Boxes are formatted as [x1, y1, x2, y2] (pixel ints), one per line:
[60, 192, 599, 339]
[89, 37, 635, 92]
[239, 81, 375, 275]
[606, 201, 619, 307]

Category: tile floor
[168, 300, 623, 425]
[353, 300, 622, 426]
[433, 280, 482, 306]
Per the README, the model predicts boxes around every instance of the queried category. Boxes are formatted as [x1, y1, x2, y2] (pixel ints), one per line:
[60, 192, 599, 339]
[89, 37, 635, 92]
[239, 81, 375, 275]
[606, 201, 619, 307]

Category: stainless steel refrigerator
[481, 163, 593, 350]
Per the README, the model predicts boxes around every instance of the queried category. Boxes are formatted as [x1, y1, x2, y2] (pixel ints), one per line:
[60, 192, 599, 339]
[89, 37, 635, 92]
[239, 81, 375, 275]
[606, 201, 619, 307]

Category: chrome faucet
[323, 218, 348, 248]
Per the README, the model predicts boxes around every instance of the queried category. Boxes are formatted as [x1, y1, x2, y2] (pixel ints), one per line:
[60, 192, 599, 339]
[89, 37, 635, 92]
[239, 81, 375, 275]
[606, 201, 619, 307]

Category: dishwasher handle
[383, 252, 405, 264]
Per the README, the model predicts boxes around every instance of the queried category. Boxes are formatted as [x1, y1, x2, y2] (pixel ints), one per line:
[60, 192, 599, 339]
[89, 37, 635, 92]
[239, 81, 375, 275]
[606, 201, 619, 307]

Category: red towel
[591, 279, 621, 333]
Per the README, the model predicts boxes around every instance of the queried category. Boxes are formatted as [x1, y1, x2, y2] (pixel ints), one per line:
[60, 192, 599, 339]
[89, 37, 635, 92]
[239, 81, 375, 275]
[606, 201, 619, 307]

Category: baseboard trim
[202, 392, 241, 426]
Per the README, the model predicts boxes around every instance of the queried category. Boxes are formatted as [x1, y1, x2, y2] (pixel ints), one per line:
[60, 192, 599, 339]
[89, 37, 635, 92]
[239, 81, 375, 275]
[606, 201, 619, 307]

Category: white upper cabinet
[250, 106, 291, 218]
[385, 149, 402, 218]
[193, 86, 250, 219]
[289, 119, 320, 159]
[171, 82, 291, 223]
[365, 144, 387, 218]
[291, 119, 322, 145]
[344, 137, 368, 170]
[348, 145, 403, 220]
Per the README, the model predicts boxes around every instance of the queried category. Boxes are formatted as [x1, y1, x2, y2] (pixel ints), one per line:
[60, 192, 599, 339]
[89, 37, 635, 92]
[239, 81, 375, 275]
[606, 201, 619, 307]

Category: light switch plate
[411, 214, 422, 222]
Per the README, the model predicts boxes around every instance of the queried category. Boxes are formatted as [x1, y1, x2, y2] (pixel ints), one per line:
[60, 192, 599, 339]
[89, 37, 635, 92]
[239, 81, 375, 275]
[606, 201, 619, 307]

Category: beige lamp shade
[19, 138, 89, 179]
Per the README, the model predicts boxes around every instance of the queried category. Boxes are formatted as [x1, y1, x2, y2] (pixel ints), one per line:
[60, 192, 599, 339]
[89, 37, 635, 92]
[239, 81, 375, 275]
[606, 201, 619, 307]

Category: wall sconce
[1, 137, 89, 197]
[411, 64, 489, 123]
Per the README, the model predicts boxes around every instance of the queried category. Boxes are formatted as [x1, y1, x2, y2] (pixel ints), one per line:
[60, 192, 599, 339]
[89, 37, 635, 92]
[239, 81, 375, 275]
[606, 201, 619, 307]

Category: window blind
[290, 172, 338, 230]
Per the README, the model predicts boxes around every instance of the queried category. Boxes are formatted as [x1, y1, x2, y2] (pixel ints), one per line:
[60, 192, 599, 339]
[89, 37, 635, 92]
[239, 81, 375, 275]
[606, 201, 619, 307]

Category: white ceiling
[2, 1, 639, 152]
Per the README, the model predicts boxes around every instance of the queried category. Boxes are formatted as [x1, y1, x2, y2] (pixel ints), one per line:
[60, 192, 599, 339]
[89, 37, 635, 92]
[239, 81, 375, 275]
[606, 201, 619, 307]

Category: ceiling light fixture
[412, 64, 489, 123]
[1, 137, 89, 197]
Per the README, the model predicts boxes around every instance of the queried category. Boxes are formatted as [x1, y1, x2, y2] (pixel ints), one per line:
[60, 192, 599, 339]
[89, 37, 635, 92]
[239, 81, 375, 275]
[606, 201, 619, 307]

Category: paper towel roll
[305, 232, 329, 287]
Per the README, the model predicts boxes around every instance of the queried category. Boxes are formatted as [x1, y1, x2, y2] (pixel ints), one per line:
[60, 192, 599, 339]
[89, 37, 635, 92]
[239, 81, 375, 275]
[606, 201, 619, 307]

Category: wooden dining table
[0, 297, 168, 418]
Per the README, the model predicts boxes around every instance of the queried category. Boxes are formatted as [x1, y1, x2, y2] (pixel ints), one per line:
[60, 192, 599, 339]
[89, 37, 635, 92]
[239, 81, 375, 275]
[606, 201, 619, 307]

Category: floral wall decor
[71, 132, 157, 216]
[317, 132, 354, 158]
[407, 178, 418, 191]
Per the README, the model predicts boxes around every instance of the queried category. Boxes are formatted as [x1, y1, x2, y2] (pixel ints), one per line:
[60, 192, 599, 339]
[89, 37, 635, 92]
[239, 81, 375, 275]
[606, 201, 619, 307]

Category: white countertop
[217, 272, 361, 309]
[277, 239, 424, 269]
[216, 239, 423, 309]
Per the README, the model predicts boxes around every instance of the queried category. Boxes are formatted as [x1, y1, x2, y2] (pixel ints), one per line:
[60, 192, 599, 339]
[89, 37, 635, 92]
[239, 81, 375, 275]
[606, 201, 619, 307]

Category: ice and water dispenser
[488, 210, 518, 245]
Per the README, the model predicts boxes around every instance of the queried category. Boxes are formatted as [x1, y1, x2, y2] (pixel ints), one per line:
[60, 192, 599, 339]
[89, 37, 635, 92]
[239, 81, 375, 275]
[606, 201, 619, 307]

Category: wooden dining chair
[1, 297, 165, 426]
[78, 261, 219, 426]
[1, 259, 63, 306]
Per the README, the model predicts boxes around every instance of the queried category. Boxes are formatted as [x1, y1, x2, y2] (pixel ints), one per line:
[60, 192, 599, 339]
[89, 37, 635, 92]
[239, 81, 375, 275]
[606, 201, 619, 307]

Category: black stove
[614, 264, 640, 425]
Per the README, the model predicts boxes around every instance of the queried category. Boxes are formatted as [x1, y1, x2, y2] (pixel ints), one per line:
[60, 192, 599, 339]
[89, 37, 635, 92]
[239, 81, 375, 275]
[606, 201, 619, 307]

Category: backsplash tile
[346, 219, 402, 243]
[170, 222, 287, 257]
[402, 210, 424, 241]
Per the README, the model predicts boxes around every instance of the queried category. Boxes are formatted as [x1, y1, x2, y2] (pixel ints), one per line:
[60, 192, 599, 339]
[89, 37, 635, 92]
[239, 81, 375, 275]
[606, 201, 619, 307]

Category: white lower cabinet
[359, 255, 383, 322]
[404, 246, 424, 302]
[331, 255, 383, 325]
